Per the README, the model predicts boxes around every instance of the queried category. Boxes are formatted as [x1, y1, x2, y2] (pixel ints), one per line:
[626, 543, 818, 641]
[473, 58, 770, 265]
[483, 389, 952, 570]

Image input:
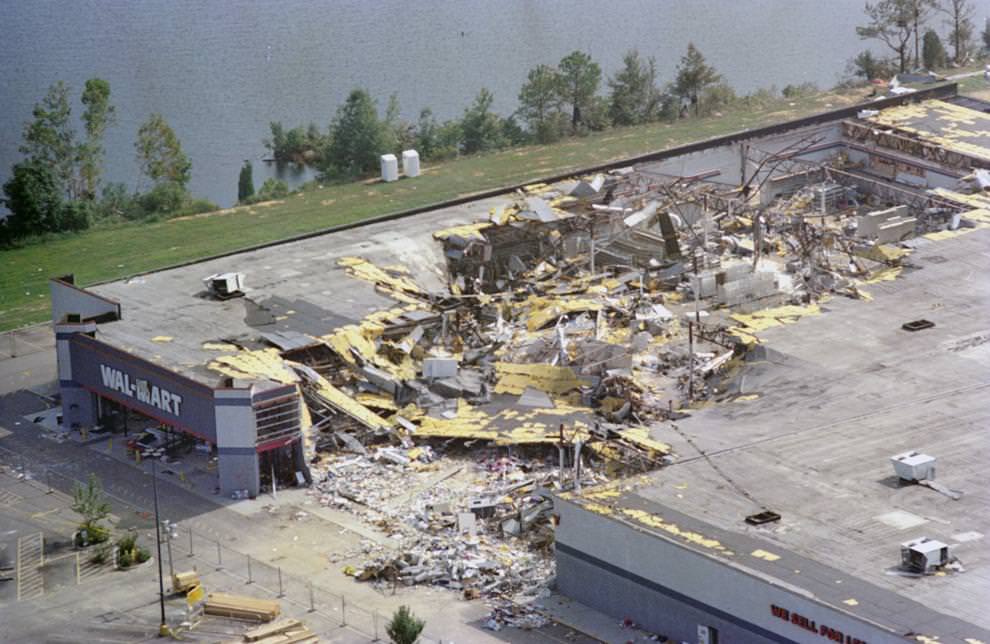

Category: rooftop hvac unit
[890, 451, 936, 482]
[203, 272, 245, 299]
[900, 537, 950, 573]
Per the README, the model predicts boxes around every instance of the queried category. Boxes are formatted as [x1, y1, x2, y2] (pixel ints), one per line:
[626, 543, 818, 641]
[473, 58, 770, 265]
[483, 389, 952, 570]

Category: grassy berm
[0, 87, 870, 331]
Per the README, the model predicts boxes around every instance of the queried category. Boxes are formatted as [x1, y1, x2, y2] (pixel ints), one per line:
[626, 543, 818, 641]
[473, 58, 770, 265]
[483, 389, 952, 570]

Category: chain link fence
[0, 444, 446, 642]
[175, 527, 406, 641]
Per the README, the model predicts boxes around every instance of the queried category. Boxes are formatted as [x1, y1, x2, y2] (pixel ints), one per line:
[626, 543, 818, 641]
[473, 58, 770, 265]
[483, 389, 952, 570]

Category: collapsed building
[50, 83, 990, 640]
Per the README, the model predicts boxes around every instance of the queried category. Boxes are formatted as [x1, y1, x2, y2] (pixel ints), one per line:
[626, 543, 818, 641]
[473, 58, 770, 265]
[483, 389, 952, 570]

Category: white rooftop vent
[380, 154, 398, 182]
[891, 451, 936, 482]
[900, 537, 950, 573]
[401, 149, 420, 178]
[203, 272, 245, 299]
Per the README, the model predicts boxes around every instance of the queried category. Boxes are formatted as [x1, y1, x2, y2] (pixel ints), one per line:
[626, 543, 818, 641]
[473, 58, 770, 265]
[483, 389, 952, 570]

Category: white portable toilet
[402, 149, 421, 178]
[380, 154, 399, 182]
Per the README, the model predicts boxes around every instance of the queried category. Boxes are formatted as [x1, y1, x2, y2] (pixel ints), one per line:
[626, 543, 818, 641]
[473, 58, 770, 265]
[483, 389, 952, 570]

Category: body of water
[1, 0, 875, 209]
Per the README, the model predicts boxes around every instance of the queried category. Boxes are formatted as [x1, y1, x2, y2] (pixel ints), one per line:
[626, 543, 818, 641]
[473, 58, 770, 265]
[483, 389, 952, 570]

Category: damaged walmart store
[50, 83, 990, 642]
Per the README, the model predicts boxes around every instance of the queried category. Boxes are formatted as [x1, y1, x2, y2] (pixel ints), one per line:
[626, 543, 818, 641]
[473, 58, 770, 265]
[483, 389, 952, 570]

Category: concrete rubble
[204, 152, 988, 622]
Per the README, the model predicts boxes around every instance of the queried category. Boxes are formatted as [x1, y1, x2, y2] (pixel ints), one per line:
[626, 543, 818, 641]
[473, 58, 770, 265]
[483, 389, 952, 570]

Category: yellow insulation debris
[866, 100, 990, 163]
[619, 508, 733, 554]
[860, 266, 902, 284]
[493, 362, 591, 395]
[337, 256, 426, 302]
[202, 342, 239, 352]
[356, 392, 398, 411]
[616, 426, 671, 456]
[433, 222, 491, 242]
[730, 303, 822, 334]
[525, 297, 603, 331]
[311, 376, 392, 432]
[208, 348, 299, 385]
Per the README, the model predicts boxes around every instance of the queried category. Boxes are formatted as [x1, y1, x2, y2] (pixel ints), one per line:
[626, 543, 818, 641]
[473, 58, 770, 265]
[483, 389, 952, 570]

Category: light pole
[143, 447, 169, 637]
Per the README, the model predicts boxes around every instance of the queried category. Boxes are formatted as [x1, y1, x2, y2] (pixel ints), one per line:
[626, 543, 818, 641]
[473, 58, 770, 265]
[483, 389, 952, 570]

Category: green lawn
[0, 86, 869, 331]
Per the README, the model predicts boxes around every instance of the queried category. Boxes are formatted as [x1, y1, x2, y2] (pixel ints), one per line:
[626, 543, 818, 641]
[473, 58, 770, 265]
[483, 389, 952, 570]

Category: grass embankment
[0, 87, 870, 331]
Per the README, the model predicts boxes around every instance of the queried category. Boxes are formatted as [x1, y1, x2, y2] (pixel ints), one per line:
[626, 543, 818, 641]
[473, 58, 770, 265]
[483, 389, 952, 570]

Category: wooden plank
[253, 631, 317, 644]
[204, 592, 280, 622]
[244, 618, 302, 641]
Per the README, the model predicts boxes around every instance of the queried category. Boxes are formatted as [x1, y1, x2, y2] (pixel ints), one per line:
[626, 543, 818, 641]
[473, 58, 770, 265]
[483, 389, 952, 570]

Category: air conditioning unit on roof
[890, 451, 936, 482]
[203, 272, 245, 299]
[900, 537, 950, 573]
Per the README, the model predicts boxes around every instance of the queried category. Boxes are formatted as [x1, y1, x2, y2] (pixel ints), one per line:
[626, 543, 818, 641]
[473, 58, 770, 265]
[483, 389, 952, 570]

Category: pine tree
[20, 81, 77, 199]
[238, 161, 254, 202]
[386, 605, 424, 644]
[79, 78, 116, 199]
[608, 50, 661, 126]
[460, 89, 506, 154]
[922, 29, 948, 70]
[674, 43, 721, 116]
[557, 51, 601, 131]
[327, 89, 388, 176]
[517, 64, 563, 143]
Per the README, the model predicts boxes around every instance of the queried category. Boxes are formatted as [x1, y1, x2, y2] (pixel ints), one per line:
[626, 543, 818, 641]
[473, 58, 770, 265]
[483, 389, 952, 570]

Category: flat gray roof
[90, 195, 512, 386]
[609, 227, 990, 636]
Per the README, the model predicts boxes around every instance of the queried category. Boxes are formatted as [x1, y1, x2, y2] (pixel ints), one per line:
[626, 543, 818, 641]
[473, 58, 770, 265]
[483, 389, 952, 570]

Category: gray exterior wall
[67, 334, 219, 442]
[554, 498, 904, 644]
[215, 388, 260, 497]
[49, 278, 121, 324]
[57, 328, 266, 497]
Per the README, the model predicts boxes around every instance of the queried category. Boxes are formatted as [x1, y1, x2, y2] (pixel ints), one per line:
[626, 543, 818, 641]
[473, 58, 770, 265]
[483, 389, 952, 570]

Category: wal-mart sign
[100, 364, 184, 416]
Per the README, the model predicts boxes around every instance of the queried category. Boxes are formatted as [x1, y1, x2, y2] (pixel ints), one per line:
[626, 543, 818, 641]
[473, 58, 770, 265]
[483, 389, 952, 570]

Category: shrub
[257, 178, 289, 200]
[138, 182, 186, 215]
[386, 605, 425, 644]
[85, 522, 110, 544]
[117, 547, 133, 568]
[174, 198, 218, 217]
[90, 543, 110, 564]
[117, 533, 136, 552]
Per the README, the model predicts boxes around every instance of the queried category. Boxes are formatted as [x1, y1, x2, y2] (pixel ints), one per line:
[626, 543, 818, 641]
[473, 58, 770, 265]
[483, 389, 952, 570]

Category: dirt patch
[169, 200, 285, 222]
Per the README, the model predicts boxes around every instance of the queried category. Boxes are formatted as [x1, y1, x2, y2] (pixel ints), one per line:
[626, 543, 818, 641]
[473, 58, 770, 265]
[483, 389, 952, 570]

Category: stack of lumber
[204, 592, 280, 622]
[242, 618, 317, 643]
[171, 570, 200, 594]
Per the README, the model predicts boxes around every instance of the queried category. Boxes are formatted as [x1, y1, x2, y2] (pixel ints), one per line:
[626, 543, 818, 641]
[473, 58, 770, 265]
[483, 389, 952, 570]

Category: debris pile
[206, 147, 987, 606]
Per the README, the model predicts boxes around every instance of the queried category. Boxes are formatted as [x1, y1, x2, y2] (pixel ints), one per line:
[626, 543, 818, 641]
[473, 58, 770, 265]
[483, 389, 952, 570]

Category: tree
[79, 78, 116, 199]
[849, 50, 895, 80]
[984, 17, 990, 52]
[2, 159, 64, 238]
[326, 89, 388, 176]
[857, 1, 917, 73]
[936, 0, 976, 64]
[257, 177, 289, 200]
[135, 113, 191, 188]
[674, 43, 722, 116]
[460, 88, 506, 154]
[922, 29, 949, 69]
[557, 51, 601, 131]
[908, 1, 939, 67]
[608, 50, 662, 126]
[517, 64, 564, 143]
[238, 161, 254, 202]
[71, 474, 111, 543]
[20, 81, 77, 198]
[414, 109, 440, 159]
[386, 605, 424, 644]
